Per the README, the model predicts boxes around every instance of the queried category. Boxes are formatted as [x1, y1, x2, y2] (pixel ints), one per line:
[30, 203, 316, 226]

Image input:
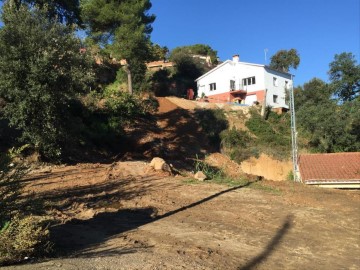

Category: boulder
[194, 171, 207, 181]
[150, 157, 171, 172]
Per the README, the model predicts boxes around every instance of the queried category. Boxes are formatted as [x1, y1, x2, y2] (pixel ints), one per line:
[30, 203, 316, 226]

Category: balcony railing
[230, 83, 247, 92]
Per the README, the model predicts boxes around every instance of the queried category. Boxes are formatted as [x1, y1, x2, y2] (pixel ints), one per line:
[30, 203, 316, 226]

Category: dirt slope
[122, 97, 214, 162]
[4, 161, 360, 270]
[4, 98, 359, 269]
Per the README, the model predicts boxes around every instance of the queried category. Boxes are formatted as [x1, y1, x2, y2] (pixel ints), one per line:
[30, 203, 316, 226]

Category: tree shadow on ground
[120, 108, 222, 163]
[49, 182, 252, 257]
[50, 207, 157, 256]
[238, 214, 294, 270]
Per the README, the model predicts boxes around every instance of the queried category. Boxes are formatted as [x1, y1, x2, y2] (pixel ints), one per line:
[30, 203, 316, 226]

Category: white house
[195, 55, 293, 108]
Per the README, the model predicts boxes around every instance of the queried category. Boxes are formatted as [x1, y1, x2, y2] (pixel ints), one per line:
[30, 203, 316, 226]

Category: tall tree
[269, 49, 300, 73]
[0, 3, 93, 159]
[170, 44, 218, 65]
[170, 49, 206, 96]
[295, 78, 359, 153]
[81, 0, 155, 91]
[2, 0, 81, 24]
[328, 52, 360, 102]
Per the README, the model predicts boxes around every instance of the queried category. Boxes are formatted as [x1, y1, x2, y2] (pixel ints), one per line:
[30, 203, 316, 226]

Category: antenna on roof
[264, 49, 268, 65]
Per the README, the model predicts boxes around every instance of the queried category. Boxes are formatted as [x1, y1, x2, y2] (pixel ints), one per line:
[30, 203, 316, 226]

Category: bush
[75, 91, 158, 150]
[245, 109, 291, 159]
[105, 92, 158, 123]
[194, 109, 228, 147]
[0, 215, 50, 266]
[0, 4, 94, 161]
[193, 155, 224, 180]
[220, 127, 251, 149]
[220, 128, 257, 163]
[0, 156, 23, 226]
[0, 154, 50, 266]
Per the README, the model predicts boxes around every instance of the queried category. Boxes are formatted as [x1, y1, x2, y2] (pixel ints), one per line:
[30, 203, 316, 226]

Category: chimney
[232, 54, 240, 62]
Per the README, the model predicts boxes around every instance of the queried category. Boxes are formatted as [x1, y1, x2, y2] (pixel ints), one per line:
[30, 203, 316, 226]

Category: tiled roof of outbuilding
[299, 152, 360, 183]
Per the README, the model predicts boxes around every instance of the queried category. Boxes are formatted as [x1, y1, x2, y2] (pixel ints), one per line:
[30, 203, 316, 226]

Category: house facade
[195, 55, 292, 108]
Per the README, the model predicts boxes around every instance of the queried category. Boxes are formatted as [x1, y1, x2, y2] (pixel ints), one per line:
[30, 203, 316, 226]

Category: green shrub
[194, 109, 228, 147]
[245, 109, 291, 159]
[0, 5, 94, 161]
[0, 156, 23, 227]
[220, 128, 257, 163]
[193, 155, 224, 180]
[0, 154, 50, 266]
[220, 127, 251, 149]
[105, 92, 159, 123]
[0, 215, 50, 266]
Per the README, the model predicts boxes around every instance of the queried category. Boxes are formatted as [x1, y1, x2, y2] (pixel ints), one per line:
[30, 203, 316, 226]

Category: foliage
[193, 155, 224, 180]
[295, 78, 360, 153]
[81, 0, 155, 91]
[0, 214, 50, 266]
[105, 92, 158, 123]
[328, 52, 360, 102]
[0, 153, 50, 266]
[194, 109, 228, 147]
[148, 69, 174, 97]
[0, 156, 23, 227]
[170, 44, 218, 65]
[3, 0, 81, 25]
[245, 109, 291, 160]
[165, 44, 218, 96]
[78, 91, 158, 149]
[148, 43, 169, 61]
[0, 4, 94, 160]
[170, 52, 205, 96]
[269, 48, 300, 72]
[293, 78, 332, 109]
[220, 127, 256, 163]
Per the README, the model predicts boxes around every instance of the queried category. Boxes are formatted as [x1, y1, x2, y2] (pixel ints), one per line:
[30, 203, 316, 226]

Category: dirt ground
[5, 161, 360, 270]
[4, 97, 360, 269]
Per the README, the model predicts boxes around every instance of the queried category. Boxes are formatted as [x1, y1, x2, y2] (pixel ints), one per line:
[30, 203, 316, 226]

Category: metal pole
[289, 75, 300, 182]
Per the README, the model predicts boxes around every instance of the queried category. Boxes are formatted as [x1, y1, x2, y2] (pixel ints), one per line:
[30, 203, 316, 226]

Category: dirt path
[5, 161, 360, 270]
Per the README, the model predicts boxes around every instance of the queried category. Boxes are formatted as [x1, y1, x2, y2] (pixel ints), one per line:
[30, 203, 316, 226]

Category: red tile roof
[299, 152, 360, 183]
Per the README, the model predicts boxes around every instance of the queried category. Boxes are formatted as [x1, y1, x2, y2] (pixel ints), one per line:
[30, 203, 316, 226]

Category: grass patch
[248, 181, 282, 195]
[182, 178, 202, 185]
[208, 176, 249, 187]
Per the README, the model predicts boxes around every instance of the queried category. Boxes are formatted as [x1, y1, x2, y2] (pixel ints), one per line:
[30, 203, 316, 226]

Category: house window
[242, 76, 256, 86]
[273, 95, 278, 103]
[273, 77, 278, 86]
[209, 83, 216, 91]
[285, 80, 289, 89]
[230, 80, 235, 90]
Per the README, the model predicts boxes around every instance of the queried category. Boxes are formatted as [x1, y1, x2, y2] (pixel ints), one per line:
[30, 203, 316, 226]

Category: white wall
[264, 68, 292, 108]
[235, 63, 266, 95]
[197, 61, 266, 98]
[196, 61, 293, 108]
[196, 61, 234, 98]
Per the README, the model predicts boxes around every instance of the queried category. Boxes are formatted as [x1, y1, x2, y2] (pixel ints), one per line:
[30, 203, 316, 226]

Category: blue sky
[149, 0, 359, 86]
[0, 1, 358, 86]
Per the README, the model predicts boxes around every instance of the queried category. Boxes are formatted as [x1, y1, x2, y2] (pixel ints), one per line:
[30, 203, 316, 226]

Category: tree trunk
[127, 67, 133, 95]
[122, 63, 133, 95]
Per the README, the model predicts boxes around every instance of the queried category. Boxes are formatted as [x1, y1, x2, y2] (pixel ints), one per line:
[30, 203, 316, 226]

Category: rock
[149, 157, 171, 173]
[194, 171, 207, 181]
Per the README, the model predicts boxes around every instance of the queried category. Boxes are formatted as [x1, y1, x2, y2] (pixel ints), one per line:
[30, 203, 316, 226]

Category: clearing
[4, 98, 360, 270]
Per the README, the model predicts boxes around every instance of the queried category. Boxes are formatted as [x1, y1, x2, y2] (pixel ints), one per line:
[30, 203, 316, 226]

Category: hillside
[3, 97, 359, 269]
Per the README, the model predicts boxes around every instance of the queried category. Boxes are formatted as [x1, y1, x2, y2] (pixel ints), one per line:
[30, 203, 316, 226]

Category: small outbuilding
[298, 152, 360, 189]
